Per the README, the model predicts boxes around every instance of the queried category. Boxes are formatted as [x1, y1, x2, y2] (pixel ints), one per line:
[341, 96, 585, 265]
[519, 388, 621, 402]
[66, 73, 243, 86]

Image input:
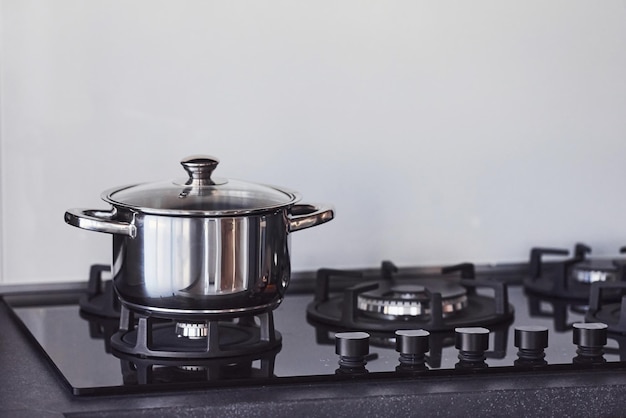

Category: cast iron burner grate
[79, 264, 119, 319]
[523, 243, 626, 300]
[306, 261, 514, 333]
[110, 305, 282, 359]
[586, 282, 626, 335]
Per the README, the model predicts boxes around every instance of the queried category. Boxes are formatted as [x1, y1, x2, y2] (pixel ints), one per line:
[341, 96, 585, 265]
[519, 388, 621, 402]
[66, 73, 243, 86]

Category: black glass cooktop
[4, 264, 626, 396]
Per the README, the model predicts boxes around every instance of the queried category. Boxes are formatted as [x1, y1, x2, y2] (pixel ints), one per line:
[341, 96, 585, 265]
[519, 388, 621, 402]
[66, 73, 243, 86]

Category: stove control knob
[514, 325, 549, 366]
[455, 327, 489, 369]
[395, 329, 429, 370]
[572, 322, 607, 364]
[335, 332, 370, 373]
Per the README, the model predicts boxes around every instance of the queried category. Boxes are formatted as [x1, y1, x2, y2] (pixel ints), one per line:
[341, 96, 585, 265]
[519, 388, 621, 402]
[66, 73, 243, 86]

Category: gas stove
[3, 244, 626, 416]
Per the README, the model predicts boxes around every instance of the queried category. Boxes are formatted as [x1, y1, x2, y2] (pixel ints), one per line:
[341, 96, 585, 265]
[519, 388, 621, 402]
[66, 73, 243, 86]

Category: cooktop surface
[5, 260, 626, 396]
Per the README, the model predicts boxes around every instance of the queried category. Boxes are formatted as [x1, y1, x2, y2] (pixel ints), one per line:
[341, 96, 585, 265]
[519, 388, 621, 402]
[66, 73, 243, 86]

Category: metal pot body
[113, 208, 291, 315]
[65, 203, 333, 316]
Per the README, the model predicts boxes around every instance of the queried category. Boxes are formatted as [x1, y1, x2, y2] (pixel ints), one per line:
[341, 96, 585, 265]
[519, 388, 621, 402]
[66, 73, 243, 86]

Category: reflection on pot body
[145, 217, 252, 295]
[112, 212, 291, 315]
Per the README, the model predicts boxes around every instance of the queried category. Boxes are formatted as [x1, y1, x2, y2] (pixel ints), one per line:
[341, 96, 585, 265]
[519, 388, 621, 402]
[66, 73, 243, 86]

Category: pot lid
[103, 155, 301, 216]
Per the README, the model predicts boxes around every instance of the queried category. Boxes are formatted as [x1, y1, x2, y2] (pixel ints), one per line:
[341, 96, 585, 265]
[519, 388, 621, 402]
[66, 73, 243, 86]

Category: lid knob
[181, 155, 219, 186]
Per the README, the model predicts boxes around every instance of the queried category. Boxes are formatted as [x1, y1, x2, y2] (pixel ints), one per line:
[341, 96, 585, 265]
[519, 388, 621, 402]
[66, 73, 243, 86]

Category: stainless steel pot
[65, 155, 334, 316]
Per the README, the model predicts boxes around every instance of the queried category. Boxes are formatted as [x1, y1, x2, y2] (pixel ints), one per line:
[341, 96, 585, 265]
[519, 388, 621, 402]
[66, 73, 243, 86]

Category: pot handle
[288, 204, 335, 233]
[64, 208, 137, 238]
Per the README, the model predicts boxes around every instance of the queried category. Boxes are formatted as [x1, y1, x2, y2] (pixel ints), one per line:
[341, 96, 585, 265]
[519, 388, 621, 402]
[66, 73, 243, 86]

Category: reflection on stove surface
[115, 347, 280, 385]
[525, 291, 585, 333]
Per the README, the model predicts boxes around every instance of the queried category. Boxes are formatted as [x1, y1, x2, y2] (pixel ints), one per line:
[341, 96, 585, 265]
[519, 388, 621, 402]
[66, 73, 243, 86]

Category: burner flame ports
[175, 322, 208, 339]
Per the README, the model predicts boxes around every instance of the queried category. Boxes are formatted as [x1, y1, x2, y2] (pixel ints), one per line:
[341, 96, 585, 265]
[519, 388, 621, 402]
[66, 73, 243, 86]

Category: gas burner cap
[357, 278, 468, 320]
[571, 260, 620, 284]
[177, 365, 207, 372]
[175, 322, 208, 339]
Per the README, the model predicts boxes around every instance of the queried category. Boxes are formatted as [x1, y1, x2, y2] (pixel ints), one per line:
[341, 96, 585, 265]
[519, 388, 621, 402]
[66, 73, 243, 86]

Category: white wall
[1, 1, 626, 284]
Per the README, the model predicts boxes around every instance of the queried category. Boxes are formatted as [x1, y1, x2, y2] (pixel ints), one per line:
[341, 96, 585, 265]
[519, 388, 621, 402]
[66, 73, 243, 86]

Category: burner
[523, 243, 626, 300]
[571, 261, 620, 284]
[110, 305, 281, 359]
[176, 322, 209, 339]
[307, 261, 513, 332]
[357, 280, 468, 320]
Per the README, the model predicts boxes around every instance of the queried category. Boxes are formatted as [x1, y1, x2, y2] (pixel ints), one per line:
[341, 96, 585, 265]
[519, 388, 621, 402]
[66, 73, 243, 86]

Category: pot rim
[102, 183, 302, 217]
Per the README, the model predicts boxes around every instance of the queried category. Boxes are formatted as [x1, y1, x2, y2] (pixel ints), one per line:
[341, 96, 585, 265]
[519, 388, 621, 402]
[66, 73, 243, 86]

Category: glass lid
[103, 155, 300, 216]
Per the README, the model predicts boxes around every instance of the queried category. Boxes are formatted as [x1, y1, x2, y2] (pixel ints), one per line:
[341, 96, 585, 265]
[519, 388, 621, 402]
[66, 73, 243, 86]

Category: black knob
[335, 332, 369, 357]
[572, 323, 607, 364]
[514, 325, 548, 366]
[455, 327, 489, 352]
[573, 322, 607, 347]
[335, 332, 370, 372]
[395, 329, 429, 370]
[455, 327, 489, 369]
[515, 325, 549, 350]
